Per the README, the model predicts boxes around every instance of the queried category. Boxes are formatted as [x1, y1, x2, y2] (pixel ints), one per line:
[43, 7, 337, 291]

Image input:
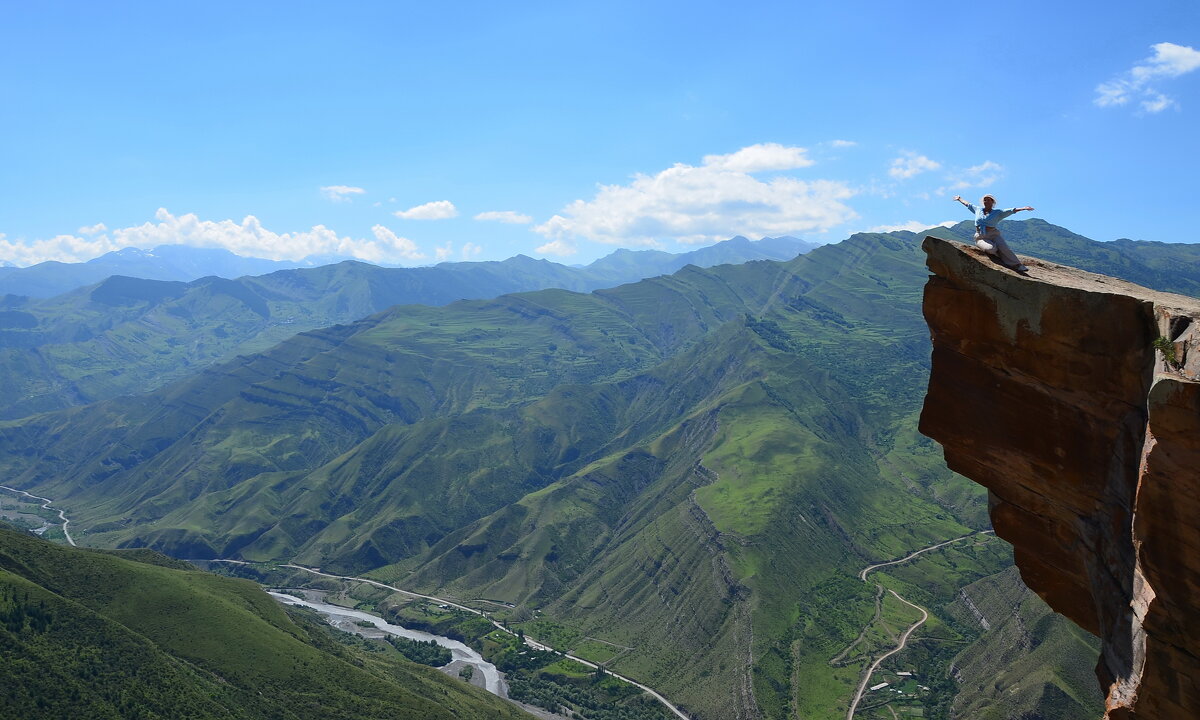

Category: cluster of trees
[0, 586, 52, 634]
[506, 674, 672, 720]
[385, 636, 452, 667]
[495, 644, 560, 673]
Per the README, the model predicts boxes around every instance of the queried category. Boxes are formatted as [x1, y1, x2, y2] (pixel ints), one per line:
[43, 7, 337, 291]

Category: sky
[2, 1, 1198, 267]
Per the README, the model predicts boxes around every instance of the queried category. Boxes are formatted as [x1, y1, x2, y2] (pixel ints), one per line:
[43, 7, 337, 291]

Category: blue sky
[2, 1, 1198, 266]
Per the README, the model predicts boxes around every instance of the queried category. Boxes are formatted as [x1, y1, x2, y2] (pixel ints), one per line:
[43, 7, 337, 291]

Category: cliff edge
[918, 237, 1200, 719]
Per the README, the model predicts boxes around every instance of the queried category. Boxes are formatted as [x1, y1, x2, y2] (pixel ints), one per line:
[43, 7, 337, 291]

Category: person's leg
[989, 230, 1023, 269]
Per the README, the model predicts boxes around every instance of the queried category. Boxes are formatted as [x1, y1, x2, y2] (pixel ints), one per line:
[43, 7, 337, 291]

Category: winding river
[268, 591, 506, 696]
[0, 484, 75, 546]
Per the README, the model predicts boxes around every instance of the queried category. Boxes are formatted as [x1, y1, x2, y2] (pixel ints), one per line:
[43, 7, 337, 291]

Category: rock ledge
[918, 237, 1200, 719]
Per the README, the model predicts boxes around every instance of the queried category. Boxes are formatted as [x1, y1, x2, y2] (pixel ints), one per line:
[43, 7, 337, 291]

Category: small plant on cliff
[1152, 336, 1182, 368]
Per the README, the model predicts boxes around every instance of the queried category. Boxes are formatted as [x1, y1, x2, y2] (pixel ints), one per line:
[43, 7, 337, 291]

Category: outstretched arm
[998, 206, 1035, 220]
[953, 195, 974, 211]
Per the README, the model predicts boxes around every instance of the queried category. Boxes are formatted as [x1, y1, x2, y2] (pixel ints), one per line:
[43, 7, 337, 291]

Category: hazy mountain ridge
[0, 245, 309, 298]
[0, 236, 812, 299]
[0, 236, 808, 420]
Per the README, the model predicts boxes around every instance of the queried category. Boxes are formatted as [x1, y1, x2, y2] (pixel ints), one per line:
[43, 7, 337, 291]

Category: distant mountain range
[3, 218, 1160, 718]
[0, 246, 310, 298]
[0, 235, 814, 299]
[578, 235, 814, 285]
[0, 236, 812, 418]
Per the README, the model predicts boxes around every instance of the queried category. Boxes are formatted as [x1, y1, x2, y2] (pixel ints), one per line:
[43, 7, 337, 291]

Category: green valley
[6, 219, 1191, 718]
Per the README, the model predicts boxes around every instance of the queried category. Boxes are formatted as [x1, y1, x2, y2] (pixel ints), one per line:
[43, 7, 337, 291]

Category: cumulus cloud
[889, 152, 941, 180]
[320, 185, 367, 202]
[461, 242, 483, 260]
[0, 232, 124, 267]
[535, 238, 577, 257]
[533, 144, 856, 247]
[370, 224, 427, 261]
[866, 220, 957, 234]
[0, 208, 431, 266]
[474, 210, 533, 224]
[941, 161, 1004, 192]
[829, 139, 857, 148]
[77, 222, 107, 236]
[1095, 42, 1200, 112]
[702, 143, 814, 172]
[393, 200, 458, 220]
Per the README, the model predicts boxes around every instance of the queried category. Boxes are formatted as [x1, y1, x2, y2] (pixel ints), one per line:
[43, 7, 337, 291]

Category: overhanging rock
[919, 236, 1200, 719]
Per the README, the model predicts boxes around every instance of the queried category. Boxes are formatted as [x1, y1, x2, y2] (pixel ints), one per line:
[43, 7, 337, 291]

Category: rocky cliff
[918, 237, 1200, 719]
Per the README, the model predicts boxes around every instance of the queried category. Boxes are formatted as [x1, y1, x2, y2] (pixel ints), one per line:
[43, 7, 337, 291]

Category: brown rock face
[918, 237, 1200, 719]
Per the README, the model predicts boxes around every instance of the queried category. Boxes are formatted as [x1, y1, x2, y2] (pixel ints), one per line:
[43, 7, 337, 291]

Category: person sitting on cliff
[953, 194, 1034, 273]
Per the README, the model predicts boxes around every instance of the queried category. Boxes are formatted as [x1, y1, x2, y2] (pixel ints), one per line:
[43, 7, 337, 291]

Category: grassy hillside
[0, 525, 530, 719]
[946, 567, 1103, 719]
[4, 219, 1180, 717]
[0, 228, 983, 718]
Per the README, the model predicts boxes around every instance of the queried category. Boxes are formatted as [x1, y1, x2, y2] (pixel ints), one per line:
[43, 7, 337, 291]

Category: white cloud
[829, 139, 857, 148]
[535, 238, 577, 257]
[942, 161, 1004, 192]
[1095, 42, 1200, 112]
[434, 243, 453, 261]
[866, 220, 957, 234]
[889, 152, 941, 180]
[77, 222, 107, 236]
[0, 208, 431, 266]
[0, 232, 122, 267]
[320, 185, 366, 202]
[474, 210, 533, 224]
[1141, 92, 1175, 113]
[369, 225, 427, 261]
[393, 200, 458, 220]
[461, 242, 483, 260]
[533, 145, 856, 247]
[702, 142, 813, 172]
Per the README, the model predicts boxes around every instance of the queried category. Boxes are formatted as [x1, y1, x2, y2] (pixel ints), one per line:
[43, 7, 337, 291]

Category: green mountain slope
[0, 229, 983, 718]
[947, 567, 1103, 719]
[0, 236, 807, 420]
[0, 525, 530, 719]
[5, 219, 1185, 718]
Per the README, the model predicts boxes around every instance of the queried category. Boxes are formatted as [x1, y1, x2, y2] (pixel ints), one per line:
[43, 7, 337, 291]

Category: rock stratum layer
[918, 237, 1200, 719]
